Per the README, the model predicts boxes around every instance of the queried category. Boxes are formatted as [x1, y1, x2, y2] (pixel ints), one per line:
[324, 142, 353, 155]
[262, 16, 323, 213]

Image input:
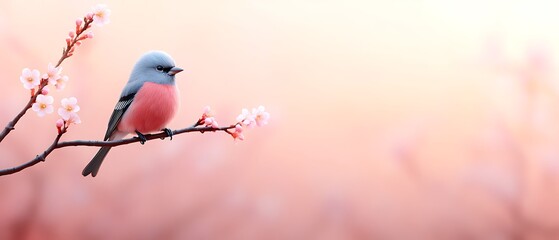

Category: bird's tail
[82, 131, 127, 177]
[82, 147, 112, 177]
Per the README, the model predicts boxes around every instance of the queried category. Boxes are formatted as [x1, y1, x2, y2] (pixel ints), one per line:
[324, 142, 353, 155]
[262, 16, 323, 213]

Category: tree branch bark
[0, 124, 235, 176]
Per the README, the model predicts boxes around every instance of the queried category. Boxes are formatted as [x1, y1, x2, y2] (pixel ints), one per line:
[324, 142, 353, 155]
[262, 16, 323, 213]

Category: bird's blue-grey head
[122, 51, 183, 97]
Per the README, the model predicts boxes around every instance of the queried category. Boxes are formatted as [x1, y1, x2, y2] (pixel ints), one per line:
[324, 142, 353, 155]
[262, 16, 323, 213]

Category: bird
[82, 51, 183, 177]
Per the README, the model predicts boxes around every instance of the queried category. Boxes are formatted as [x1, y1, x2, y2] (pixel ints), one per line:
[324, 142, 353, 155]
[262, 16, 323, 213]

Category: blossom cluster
[65, 4, 110, 58]
[21, 61, 81, 130]
[32, 94, 81, 128]
[18, 4, 110, 133]
[55, 97, 81, 134]
[20, 64, 68, 92]
[199, 106, 270, 140]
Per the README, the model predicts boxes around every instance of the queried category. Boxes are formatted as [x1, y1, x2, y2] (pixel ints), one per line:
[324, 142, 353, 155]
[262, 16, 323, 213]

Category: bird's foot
[135, 130, 147, 144]
[162, 128, 173, 140]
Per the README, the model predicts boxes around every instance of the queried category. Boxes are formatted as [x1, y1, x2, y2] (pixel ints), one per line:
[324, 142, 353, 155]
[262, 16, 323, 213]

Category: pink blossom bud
[235, 124, 243, 133]
[75, 18, 83, 27]
[86, 12, 94, 20]
[86, 32, 94, 39]
[230, 124, 245, 140]
[41, 86, 49, 95]
[237, 134, 245, 141]
[56, 118, 64, 128]
[231, 131, 244, 141]
[56, 118, 64, 134]
[65, 37, 72, 45]
[75, 41, 82, 47]
[203, 106, 212, 117]
[69, 31, 75, 38]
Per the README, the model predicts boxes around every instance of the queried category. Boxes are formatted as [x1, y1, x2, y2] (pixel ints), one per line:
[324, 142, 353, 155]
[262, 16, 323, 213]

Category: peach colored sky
[2, 1, 559, 239]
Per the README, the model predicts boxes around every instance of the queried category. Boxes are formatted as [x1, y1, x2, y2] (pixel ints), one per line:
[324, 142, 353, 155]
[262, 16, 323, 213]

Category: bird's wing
[104, 93, 135, 140]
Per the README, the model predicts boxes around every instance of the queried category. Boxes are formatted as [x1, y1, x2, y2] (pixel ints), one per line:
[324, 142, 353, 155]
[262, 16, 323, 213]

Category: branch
[0, 95, 38, 142]
[0, 123, 236, 176]
[0, 17, 93, 143]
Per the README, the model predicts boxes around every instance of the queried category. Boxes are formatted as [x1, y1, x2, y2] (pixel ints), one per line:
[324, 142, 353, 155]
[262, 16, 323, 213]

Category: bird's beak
[168, 67, 183, 76]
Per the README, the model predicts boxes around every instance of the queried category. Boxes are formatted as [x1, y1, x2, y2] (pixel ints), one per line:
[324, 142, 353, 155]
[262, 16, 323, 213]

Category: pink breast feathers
[117, 82, 179, 134]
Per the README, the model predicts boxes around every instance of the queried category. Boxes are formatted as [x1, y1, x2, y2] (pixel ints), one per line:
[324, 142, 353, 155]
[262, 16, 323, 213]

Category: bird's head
[130, 51, 183, 85]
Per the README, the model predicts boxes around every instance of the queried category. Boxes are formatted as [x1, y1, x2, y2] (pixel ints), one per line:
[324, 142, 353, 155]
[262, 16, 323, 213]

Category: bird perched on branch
[82, 51, 183, 177]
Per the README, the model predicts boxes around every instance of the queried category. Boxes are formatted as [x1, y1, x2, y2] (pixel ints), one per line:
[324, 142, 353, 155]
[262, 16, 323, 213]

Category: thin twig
[0, 95, 37, 142]
[0, 124, 236, 176]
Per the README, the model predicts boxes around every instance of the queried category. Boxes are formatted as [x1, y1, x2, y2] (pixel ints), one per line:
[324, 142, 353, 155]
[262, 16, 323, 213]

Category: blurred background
[1, 0, 559, 239]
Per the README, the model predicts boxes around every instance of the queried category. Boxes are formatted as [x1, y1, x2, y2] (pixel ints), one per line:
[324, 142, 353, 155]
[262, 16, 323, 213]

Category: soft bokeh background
[2, 0, 559, 239]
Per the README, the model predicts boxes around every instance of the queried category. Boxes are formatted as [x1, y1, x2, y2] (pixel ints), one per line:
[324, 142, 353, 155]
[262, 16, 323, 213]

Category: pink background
[2, 1, 559, 239]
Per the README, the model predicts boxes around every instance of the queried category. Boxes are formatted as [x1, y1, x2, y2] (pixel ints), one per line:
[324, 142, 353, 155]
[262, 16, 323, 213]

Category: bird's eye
[156, 65, 164, 72]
